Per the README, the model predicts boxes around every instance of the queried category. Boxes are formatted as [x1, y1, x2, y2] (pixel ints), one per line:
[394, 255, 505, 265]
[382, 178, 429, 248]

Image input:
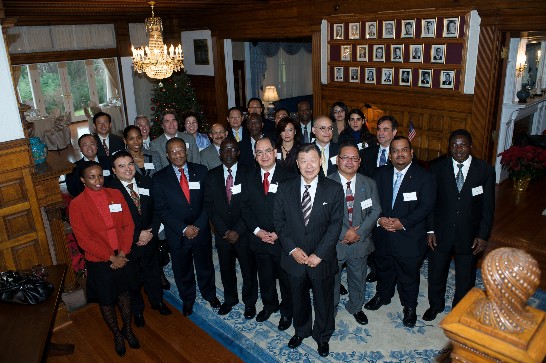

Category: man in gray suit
[150, 109, 200, 166]
[200, 123, 228, 170]
[328, 143, 381, 325]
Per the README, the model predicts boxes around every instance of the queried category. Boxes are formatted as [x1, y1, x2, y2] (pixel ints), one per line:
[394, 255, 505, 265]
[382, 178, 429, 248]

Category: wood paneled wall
[187, 74, 218, 127]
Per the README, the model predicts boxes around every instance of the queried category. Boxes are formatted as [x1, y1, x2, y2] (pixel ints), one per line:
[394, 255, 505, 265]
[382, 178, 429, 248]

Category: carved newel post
[441, 248, 546, 363]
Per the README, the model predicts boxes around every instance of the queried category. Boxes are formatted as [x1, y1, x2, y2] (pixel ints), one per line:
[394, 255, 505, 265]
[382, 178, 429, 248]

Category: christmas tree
[149, 71, 204, 138]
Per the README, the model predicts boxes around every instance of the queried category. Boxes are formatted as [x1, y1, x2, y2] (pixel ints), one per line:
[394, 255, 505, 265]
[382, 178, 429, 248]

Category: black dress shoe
[244, 305, 256, 319]
[422, 307, 442, 321]
[278, 316, 292, 331]
[353, 311, 368, 325]
[160, 271, 171, 290]
[364, 294, 391, 311]
[256, 307, 279, 322]
[317, 342, 329, 357]
[365, 272, 377, 282]
[182, 305, 193, 316]
[208, 297, 221, 309]
[403, 307, 417, 328]
[114, 333, 126, 357]
[133, 313, 145, 328]
[151, 302, 173, 315]
[218, 302, 236, 315]
[287, 335, 303, 349]
[340, 284, 348, 295]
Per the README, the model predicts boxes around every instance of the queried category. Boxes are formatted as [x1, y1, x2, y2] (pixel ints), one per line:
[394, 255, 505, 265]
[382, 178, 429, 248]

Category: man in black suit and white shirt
[423, 129, 495, 321]
[312, 115, 339, 177]
[227, 107, 249, 143]
[365, 136, 436, 328]
[274, 144, 344, 357]
[199, 123, 228, 170]
[297, 101, 313, 143]
[93, 111, 124, 158]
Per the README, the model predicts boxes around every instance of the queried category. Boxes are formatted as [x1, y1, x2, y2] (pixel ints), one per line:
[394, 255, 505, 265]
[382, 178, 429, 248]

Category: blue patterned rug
[163, 248, 546, 363]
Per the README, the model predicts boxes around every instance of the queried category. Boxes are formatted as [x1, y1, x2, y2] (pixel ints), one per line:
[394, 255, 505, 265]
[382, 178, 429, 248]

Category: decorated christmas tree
[149, 71, 204, 138]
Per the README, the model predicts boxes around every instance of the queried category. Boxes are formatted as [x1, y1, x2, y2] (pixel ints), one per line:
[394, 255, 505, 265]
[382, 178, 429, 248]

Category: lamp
[131, 1, 183, 80]
[262, 86, 280, 117]
[516, 53, 527, 78]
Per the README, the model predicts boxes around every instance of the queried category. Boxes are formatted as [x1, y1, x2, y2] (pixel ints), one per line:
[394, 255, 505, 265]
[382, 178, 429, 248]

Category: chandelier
[131, 1, 183, 80]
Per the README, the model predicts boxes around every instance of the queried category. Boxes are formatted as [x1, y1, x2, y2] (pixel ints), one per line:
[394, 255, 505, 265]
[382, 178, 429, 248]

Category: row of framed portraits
[333, 17, 460, 40]
[341, 43, 447, 63]
[334, 66, 456, 89]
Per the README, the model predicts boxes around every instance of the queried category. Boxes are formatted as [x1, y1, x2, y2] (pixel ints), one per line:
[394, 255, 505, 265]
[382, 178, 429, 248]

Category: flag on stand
[408, 121, 416, 141]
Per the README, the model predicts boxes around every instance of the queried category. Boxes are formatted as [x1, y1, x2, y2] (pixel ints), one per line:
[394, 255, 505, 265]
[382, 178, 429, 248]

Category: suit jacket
[152, 162, 209, 244]
[359, 145, 391, 178]
[328, 172, 382, 258]
[274, 175, 344, 279]
[228, 127, 250, 143]
[241, 164, 294, 255]
[314, 141, 339, 176]
[373, 162, 436, 258]
[94, 133, 124, 158]
[134, 150, 165, 178]
[66, 156, 112, 197]
[150, 132, 201, 167]
[199, 144, 222, 170]
[428, 156, 495, 254]
[238, 136, 257, 168]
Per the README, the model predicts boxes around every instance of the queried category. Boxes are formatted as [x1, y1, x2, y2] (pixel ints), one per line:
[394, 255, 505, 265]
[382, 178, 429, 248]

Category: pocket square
[323, 202, 328, 205]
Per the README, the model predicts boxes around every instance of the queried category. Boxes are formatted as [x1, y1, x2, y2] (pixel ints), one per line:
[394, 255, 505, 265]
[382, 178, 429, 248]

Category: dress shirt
[452, 155, 472, 181]
[214, 144, 220, 154]
[289, 176, 319, 255]
[223, 162, 239, 184]
[142, 137, 150, 150]
[172, 163, 190, 182]
[83, 156, 99, 162]
[392, 162, 412, 188]
[98, 135, 110, 149]
[377, 146, 389, 167]
[317, 142, 331, 166]
[232, 128, 243, 142]
[338, 173, 356, 199]
[300, 123, 311, 141]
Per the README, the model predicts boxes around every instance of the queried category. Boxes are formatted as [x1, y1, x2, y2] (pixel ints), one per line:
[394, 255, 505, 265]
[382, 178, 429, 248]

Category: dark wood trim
[212, 36, 228, 123]
[312, 31, 322, 116]
[9, 48, 118, 65]
[0, 137, 27, 150]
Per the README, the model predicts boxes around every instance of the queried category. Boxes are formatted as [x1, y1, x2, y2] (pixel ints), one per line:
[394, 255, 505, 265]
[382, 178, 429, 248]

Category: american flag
[408, 121, 417, 141]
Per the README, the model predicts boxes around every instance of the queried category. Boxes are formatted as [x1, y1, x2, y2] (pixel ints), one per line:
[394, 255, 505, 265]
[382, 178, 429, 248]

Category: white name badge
[330, 156, 337, 165]
[311, 138, 315, 143]
[403, 192, 418, 201]
[144, 163, 155, 170]
[109, 204, 122, 212]
[138, 188, 150, 196]
[199, 147, 205, 152]
[186, 142, 190, 149]
[103, 170, 111, 177]
[357, 142, 363, 150]
[269, 183, 278, 193]
[361, 198, 372, 209]
[231, 184, 241, 194]
[189, 181, 200, 190]
[277, 152, 282, 160]
[472, 185, 483, 196]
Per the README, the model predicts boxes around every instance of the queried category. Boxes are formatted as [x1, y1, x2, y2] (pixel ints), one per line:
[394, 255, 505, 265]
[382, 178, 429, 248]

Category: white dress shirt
[452, 155, 472, 181]
[376, 146, 389, 167]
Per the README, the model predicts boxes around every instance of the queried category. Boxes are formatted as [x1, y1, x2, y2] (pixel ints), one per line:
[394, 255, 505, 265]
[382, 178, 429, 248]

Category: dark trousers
[255, 251, 292, 318]
[375, 251, 422, 308]
[288, 272, 335, 343]
[428, 247, 477, 309]
[215, 234, 258, 307]
[367, 250, 377, 274]
[130, 239, 163, 314]
[169, 227, 216, 306]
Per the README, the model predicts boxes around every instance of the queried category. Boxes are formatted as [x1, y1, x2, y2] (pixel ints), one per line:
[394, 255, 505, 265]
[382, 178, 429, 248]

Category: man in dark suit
[274, 144, 344, 357]
[297, 101, 313, 143]
[109, 151, 171, 327]
[423, 129, 495, 321]
[328, 143, 381, 325]
[247, 98, 275, 135]
[364, 136, 436, 328]
[152, 138, 219, 316]
[204, 138, 258, 318]
[199, 123, 227, 170]
[241, 137, 294, 330]
[312, 115, 339, 177]
[93, 112, 124, 158]
[238, 113, 268, 168]
[227, 107, 249, 143]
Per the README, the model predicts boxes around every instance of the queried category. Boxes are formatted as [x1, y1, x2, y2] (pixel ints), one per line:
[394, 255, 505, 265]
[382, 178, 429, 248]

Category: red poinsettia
[498, 145, 546, 180]
[66, 232, 86, 277]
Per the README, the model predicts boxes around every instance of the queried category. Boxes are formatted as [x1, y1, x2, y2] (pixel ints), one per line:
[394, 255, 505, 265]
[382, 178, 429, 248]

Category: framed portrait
[443, 17, 459, 38]
[399, 69, 412, 86]
[341, 45, 352, 61]
[365, 21, 377, 39]
[440, 70, 455, 89]
[401, 19, 415, 38]
[422, 18, 436, 38]
[373, 44, 385, 62]
[409, 44, 423, 63]
[349, 23, 360, 39]
[357, 45, 368, 61]
[193, 39, 210, 65]
[431, 44, 446, 64]
[391, 45, 403, 62]
[334, 24, 344, 40]
[383, 20, 395, 39]
[364, 68, 376, 84]
[418, 69, 432, 87]
[349, 67, 360, 83]
[381, 68, 394, 85]
[334, 67, 344, 82]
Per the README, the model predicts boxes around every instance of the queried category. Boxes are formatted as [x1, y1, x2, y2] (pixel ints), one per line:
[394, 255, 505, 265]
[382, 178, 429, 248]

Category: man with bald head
[200, 123, 228, 170]
[297, 101, 313, 143]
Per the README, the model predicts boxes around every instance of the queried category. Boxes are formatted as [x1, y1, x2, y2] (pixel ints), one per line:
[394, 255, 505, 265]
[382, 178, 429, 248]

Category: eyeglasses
[339, 155, 360, 162]
[255, 148, 274, 157]
[317, 126, 333, 132]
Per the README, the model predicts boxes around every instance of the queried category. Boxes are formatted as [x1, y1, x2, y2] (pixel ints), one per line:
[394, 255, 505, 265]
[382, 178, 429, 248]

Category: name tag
[361, 198, 372, 209]
[357, 142, 363, 150]
[103, 170, 111, 177]
[472, 186, 483, 196]
[138, 188, 149, 196]
[277, 152, 282, 160]
[144, 163, 154, 170]
[330, 156, 337, 165]
[403, 192, 417, 201]
[189, 181, 200, 190]
[231, 184, 241, 194]
[269, 183, 278, 193]
[199, 147, 205, 152]
[109, 204, 122, 212]
[186, 142, 190, 149]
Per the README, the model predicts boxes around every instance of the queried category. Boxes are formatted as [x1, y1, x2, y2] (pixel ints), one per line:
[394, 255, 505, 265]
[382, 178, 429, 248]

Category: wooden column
[212, 35, 228, 123]
[312, 30, 322, 116]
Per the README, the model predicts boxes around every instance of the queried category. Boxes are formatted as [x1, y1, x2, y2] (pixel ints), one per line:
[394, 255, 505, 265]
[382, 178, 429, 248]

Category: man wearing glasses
[312, 116, 339, 176]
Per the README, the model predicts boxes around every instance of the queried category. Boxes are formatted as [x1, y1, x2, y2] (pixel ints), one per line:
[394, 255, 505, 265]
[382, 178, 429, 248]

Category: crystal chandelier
[131, 1, 183, 80]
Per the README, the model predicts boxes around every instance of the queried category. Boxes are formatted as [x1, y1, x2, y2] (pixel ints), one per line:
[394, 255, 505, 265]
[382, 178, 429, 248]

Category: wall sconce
[537, 50, 542, 64]
[516, 53, 527, 78]
[262, 86, 280, 117]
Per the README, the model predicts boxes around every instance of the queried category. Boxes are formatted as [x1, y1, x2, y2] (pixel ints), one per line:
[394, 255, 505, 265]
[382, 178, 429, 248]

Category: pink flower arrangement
[498, 145, 546, 180]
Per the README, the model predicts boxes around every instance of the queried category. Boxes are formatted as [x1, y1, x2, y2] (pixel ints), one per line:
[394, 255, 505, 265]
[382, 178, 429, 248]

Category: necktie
[302, 185, 311, 226]
[263, 171, 270, 195]
[179, 168, 191, 203]
[456, 163, 464, 192]
[303, 125, 309, 143]
[321, 147, 328, 176]
[379, 148, 387, 166]
[102, 139, 110, 156]
[226, 168, 234, 203]
[235, 131, 240, 142]
[127, 183, 141, 214]
[392, 171, 402, 208]
[346, 181, 354, 227]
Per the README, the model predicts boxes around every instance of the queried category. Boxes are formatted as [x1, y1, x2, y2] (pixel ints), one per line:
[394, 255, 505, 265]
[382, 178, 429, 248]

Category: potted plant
[498, 145, 546, 191]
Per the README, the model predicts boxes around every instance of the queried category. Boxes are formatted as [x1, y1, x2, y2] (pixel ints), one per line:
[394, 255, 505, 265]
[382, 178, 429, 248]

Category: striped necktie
[301, 185, 311, 226]
[346, 181, 354, 227]
[226, 168, 234, 203]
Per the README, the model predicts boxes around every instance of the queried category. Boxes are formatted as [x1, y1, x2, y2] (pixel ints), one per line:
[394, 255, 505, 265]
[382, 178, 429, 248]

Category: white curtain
[262, 47, 312, 99]
[128, 23, 148, 48]
[102, 58, 120, 99]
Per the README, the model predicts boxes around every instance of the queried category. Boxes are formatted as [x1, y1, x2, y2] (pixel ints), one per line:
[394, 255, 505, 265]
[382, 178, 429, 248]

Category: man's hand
[137, 228, 153, 246]
[291, 248, 308, 264]
[472, 238, 486, 255]
[184, 225, 199, 239]
[387, 217, 404, 231]
[224, 230, 239, 244]
[378, 217, 396, 232]
[307, 254, 322, 268]
[341, 226, 360, 244]
[427, 233, 437, 250]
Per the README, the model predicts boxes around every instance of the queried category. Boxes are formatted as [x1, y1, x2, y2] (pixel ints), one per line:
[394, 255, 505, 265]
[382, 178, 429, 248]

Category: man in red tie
[152, 138, 220, 317]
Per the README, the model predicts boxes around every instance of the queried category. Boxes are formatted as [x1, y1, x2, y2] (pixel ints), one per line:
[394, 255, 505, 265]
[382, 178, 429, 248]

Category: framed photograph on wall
[383, 20, 395, 39]
[341, 45, 352, 61]
[373, 44, 385, 62]
[366, 21, 377, 39]
[350, 67, 360, 82]
[422, 18, 436, 38]
[334, 24, 344, 39]
[418, 69, 432, 87]
[349, 23, 360, 39]
[440, 70, 455, 89]
[443, 17, 459, 38]
[391, 45, 403, 62]
[431, 44, 446, 64]
[357, 45, 368, 61]
[334, 67, 344, 82]
[401, 19, 415, 38]
[381, 68, 393, 85]
[409, 44, 423, 63]
[399, 69, 411, 86]
[364, 68, 376, 84]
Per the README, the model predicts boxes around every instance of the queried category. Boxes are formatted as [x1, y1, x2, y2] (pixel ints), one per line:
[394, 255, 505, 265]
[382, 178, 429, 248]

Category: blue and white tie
[392, 172, 402, 208]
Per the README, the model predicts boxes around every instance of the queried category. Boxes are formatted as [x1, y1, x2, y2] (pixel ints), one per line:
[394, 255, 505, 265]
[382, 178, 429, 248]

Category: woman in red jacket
[69, 161, 139, 357]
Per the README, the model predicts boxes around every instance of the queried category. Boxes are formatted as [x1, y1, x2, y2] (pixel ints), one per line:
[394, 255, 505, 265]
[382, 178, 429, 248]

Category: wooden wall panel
[188, 75, 218, 127]
[0, 178, 27, 207]
[4, 210, 35, 240]
[11, 239, 43, 271]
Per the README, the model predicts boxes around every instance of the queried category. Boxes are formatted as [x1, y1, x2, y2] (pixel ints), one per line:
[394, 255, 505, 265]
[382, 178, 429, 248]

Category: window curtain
[102, 58, 120, 100]
[262, 47, 312, 99]
[11, 65, 21, 86]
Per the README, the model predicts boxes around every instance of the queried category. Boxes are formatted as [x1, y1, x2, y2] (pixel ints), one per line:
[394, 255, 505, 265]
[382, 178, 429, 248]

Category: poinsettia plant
[67, 232, 86, 277]
[498, 145, 546, 180]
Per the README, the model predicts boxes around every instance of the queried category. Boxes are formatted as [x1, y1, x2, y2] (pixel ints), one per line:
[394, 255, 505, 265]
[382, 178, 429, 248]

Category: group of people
[67, 98, 495, 358]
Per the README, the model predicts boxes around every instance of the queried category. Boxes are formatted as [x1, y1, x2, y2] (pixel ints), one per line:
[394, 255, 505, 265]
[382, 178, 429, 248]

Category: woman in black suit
[338, 108, 375, 148]
[275, 117, 302, 174]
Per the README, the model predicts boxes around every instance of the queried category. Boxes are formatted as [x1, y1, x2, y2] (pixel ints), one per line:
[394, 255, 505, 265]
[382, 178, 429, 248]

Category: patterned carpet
[163, 247, 546, 363]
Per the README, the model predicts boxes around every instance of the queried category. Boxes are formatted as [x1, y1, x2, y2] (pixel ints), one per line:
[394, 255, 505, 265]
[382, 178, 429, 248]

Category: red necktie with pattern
[226, 168, 233, 203]
[263, 171, 270, 195]
[102, 139, 110, 156]
[346, 181, 354, 227]
[179, 168, 191, 203]
[127, 183, 141, 214]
